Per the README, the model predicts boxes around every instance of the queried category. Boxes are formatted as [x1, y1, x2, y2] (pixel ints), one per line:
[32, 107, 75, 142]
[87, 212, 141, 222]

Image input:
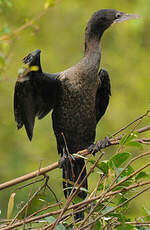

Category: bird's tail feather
[62, 158, 87, 221]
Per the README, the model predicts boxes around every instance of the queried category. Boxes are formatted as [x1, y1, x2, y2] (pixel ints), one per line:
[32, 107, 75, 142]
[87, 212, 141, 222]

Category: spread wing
[14, 50, 61, 140]
[96, 69, 111, 123]
[14, 71, 60, 141]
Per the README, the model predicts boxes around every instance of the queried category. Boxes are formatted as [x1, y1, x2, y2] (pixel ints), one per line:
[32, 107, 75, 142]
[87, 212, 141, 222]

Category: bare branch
[2, 178, 150, 230]
[1, 122, 150, 191]
[0, 163, 58, 190]
[109, 109, 150, 138]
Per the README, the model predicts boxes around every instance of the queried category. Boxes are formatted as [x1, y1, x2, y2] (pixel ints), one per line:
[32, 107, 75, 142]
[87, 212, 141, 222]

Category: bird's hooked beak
[113, 13, 140, 25]
[23, 49, 41, 65]
[32, 49, 41, 56]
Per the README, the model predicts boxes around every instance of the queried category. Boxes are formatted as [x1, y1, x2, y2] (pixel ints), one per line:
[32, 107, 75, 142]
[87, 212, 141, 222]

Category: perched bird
[14, 9, 139, 221]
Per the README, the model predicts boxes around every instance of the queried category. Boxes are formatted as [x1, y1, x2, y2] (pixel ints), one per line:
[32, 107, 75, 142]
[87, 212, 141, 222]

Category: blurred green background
[0, 0, 150, 219]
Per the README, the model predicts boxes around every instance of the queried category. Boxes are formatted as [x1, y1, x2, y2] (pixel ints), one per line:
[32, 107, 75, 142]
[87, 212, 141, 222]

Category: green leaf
[109, 213, 130, 223]
[97, 183, 104, 191]
[113, 162, 121, 177]
[121, 165, 134, 177]
[144, 215, 150, 221]
[66, 227, 74, 230]
[94, 203, 104, 212]
[92, 220, 101, 230]
[136, 226, 150, 230]
[111, 165, 134, 190]
[18, 192, 47, 219]
[116, 165, 134, 180]
[88, 159, 108, 173]
[45, 217, 66, 229]
[7, 193, 16, 219]
[121, 179, 133, 187]
[120, 132, 138, 145]
[102, 206, 114, 214]
[109, 152, 131, 168]
[99, 160, 109, 174]
[126, 141, 143, 150]
[88, 158, 102, 170]
[118, 195, 129, 210]
[135, 171, 149, 181]
[72, 196, 83, 204]
[88, 158, 96, 164]
[56, 224, 66, 230]
[45, 216, 56, 224]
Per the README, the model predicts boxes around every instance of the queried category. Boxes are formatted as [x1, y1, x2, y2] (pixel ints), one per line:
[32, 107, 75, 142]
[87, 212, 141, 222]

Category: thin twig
[0, 9, 49, 42]
[109, 109, 150, 138]
[125, 221, 150, 226]
[2, 178, 150, 230]
[27, 202, 62, 219]
[1, 123, 150, 191]
[9, 177, 48, 226]
[79, 150, 150, 228]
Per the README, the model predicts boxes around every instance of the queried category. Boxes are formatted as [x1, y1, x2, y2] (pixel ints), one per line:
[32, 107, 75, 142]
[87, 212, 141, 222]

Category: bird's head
[86, 9, 140, 40]
[23, 49, 41, 66]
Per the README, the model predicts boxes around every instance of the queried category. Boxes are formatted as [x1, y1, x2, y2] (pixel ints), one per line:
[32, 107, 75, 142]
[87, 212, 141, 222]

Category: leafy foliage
[7, 193, 15, 219]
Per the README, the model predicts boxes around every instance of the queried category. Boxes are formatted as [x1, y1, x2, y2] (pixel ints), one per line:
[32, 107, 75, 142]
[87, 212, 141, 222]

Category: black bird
[14, 9, 139, 221]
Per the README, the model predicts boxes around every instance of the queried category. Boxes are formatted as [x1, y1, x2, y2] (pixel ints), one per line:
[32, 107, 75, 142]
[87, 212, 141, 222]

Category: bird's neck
[37, 64, 42, 73]
[84, 23, 104, 55]
[84, 37, 101, 56]
[83, 38, 101, 75]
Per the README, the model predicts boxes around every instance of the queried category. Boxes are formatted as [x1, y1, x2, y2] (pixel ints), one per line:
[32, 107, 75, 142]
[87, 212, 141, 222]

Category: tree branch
[2, 178, 150, 230]
[0, 122, 150, 191]
[0, 9, 49, 41]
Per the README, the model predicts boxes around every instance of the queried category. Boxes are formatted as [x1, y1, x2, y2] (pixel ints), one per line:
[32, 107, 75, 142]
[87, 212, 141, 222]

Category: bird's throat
[84, 37, 101, 74]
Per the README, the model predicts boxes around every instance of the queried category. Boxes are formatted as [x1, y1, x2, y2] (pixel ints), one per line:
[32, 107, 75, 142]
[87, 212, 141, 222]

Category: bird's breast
[52, 73, 99, 153]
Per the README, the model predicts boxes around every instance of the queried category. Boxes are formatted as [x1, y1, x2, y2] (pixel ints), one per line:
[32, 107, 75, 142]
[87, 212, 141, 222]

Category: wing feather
[96, 69, 111, 123]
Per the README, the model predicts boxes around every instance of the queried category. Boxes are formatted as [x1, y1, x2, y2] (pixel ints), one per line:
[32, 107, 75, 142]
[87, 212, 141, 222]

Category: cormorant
[14, 9, 139, 221]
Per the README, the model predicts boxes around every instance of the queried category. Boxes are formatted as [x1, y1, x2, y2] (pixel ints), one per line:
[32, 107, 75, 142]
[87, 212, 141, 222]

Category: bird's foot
[58, 148, 76, 168]
[88, 137, 111, 155]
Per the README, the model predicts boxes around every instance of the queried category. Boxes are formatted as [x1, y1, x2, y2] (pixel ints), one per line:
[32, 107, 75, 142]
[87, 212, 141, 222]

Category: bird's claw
[58, 148, 76, 168]
[88, 136, 111, 155]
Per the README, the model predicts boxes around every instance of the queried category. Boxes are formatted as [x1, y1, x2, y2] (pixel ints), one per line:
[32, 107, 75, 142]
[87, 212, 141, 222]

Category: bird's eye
[115, 13, 121, 19]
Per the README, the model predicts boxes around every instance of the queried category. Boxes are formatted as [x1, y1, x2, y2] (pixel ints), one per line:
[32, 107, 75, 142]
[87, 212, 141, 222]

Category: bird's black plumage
[14, 50, 60, 140]
[14, 9, 139, 221]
